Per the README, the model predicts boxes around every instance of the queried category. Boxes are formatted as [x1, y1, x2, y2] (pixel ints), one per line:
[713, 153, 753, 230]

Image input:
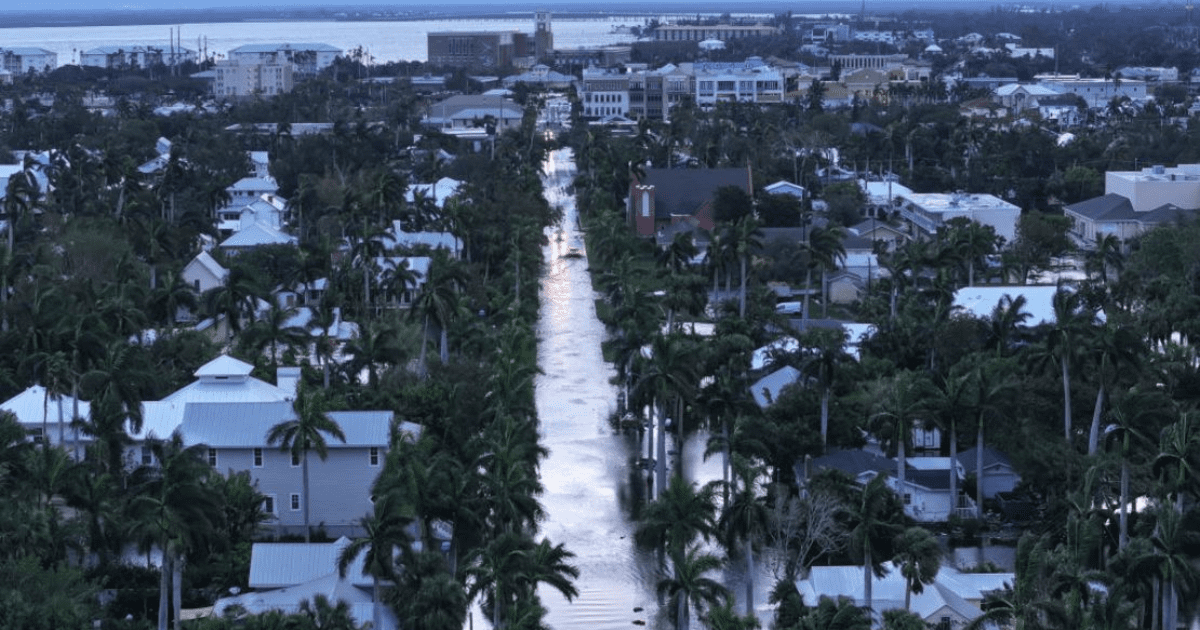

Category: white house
[219, 222, 298, 254]
[956, 446, 1020, 500]
[249, 151, 271, 178]
[385, 222, 462, 258]
[182, 250, 229, 295]
[0, 385, 91, 456]
[214, 537, 400, 630]
[798, 563, 1013, 629]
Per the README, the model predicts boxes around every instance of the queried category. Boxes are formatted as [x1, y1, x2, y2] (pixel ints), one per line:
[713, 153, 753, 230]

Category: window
[141, 446, 153, 466]
[291, 452, 301, 467]
[208, 448, 218, 467]
[903, 493, 912, 505]
[254, 448, 263, 467]
[369, 447, 380, 466]
[262, 495, 276, 515]
[290, 493, 301, 511]
[193, 279, 201, 292]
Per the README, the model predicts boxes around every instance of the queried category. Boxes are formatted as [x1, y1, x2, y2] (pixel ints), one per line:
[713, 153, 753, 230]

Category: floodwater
[533, 147, 661, 629]
[532, 149, 773, 630]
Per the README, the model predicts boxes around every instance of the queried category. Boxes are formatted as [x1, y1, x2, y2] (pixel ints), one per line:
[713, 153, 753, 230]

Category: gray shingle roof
[640, 168, 750, 220]
[1064, 193, 1135, 221]
[956, 445, 1013, 471]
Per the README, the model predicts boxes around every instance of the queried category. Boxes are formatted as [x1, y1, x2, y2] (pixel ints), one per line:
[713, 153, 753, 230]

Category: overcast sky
[0, 0, 699, 11]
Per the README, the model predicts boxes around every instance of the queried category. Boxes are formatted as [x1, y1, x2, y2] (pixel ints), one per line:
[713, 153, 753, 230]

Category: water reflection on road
[533, 148, 768, 630]
[534, 148, 660, 629]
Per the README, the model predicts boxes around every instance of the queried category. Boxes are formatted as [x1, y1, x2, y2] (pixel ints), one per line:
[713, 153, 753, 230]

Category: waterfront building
[80, 45, 197, 69]
[651, 23, 779, 42]
[227, 43, 341, 76]
[213, 58, 294, 99]
[0, 47, 57, 74]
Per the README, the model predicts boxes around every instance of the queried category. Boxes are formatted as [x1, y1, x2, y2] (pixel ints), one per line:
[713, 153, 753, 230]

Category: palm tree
[719, 460, 771, 617]
[466, 531, 579, 630]
[265, 386, 346, 542]
[342, 317, 407, 388]
[1041, 287, 1096, 443]
[125, 431, 221, 630]
[658, 544, 730, 630]
[1103, 389, 1169, 550]
[798, 596, 871, 630]
[203, 265, 266, 333]
[870, 370, 934, 502]
[803, 224, 846, 319]
[243, 303, 308, 370]
[80, 341, 151, 473]
[731, 215, 763, 318]
[844, 474, 905, 616]
[635, 474, 719, 568]
[411, 250, 465, 371]
[986, 293, 1031, 358]
[337, 492, 413, 630]
[633, 333, 699, 492]
[892, 526, 942, 610]
[1085, 323, 1141, 455]
[801, 327, 852, 454]
[390, 549, 468, 630]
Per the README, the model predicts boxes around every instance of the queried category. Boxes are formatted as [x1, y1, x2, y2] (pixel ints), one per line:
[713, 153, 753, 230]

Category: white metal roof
[219, 222, 297, 248]
[0, 385, 90, 426]
[247, 537, 366, 588]
[952, 285, 1066, 327]
[798, 563, 988, 623]
[195, 354, 254, 378]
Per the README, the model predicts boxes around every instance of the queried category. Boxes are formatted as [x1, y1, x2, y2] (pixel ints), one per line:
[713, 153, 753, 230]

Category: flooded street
[534, 147, 661, 629]
[533, 148, 771, 630]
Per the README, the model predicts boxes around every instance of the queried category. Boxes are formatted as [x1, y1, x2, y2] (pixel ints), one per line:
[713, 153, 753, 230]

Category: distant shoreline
[0, 1, 1056, 30]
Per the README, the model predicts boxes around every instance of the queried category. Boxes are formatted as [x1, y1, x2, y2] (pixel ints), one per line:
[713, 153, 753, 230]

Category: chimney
[276, 367, 302, 399]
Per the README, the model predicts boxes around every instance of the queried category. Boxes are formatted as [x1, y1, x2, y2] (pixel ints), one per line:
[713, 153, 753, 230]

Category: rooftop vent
[1152, 164, 1166, 175]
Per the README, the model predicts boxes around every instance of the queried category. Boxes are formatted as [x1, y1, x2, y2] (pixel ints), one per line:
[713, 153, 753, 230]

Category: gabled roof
[227, 176, 279, 193]
[188, 250, 229, 283]
[220, 222, 297, 249]
[763, 180, 806, 197]
[195, 354, 254, 378]
[637, 168, 750, 220]
[384, 224, 461, 254]
[0, 385, 90, 426]
[956, 445, 1014, 471]
[808, 448, 894, 479]
[1063, 193, 1135, 221]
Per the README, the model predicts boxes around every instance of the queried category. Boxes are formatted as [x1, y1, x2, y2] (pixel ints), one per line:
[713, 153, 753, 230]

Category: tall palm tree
[870, 370, 934, 502]
[633, 333, 699, 492]
[80, 341, 151, 473]
[1041, 287, 1096, 443]
[844, 474, 905, 616]
[892, 526, 942, 611]
[798, 595, 871, 630]
[125, 431, 221, 630]
[1085, 323, 1141, 455]
[411, 250, 466, 371]
[801, 327, 851, 454]
[265, 386, 346, 542]
[658, 544, 730, 630]
[803, 224, 846, 319]
[731, 215, 763, 318]
[719, 460, 771, 617]
[635, 474, 719, 568]
[243, 303, 308, 370]
[466, 531, 579, 630]
[390, 549, 468, 630]
[337, 492, 413, 630]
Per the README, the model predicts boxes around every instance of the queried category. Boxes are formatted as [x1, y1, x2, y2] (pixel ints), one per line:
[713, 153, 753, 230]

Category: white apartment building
[80, 45, 198, 69]
[1035, 73, 1147, 108]
[898, 192, 1021, 243]
[213, 59, 294, 99]
[227, 43, 341, 76]
[693, 58, 784, 108]
[0, 48, 57, 74]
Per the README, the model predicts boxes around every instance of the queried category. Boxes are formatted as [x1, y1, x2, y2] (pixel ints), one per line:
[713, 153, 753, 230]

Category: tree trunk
[302, 450, 311, 543]
[897, 427, 907, 511]
[739, 255, 747, 318]
[744, 537, 755, 616]
[976, 418, 985, 520]
[373, 576, 383, 630]
[803, 269, 813, 324]
[722, 422, 731, 510]
[1088, 383, 1105, 456]
[1062, 359, 1072, 442]
[949, 418, 958, 518]
[863, 546, 873, 615]
[157, 552, 171, 630]
[656, 401, 668, 498]
[72, 380, 81, 460]
[905, 575, 912, 611]
[678, 593, 689, 630]
[172, 552, 183, 630]
[440, 325, 449, 364]
[1119, 457, 1129, 550]
[820, 387, 830, 454]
